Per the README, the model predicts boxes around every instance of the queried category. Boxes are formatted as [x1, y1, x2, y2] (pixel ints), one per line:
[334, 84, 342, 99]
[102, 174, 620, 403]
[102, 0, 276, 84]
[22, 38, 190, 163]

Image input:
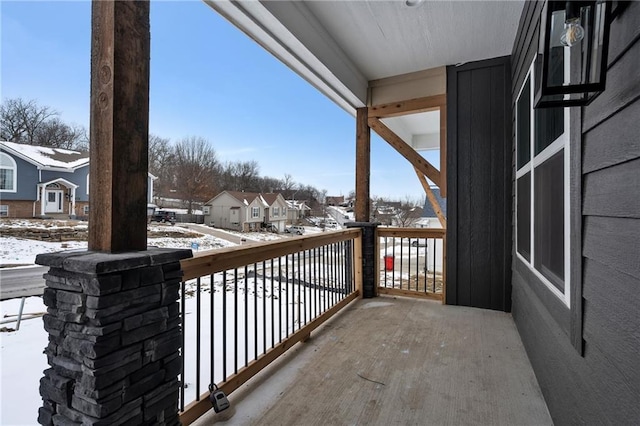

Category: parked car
[151, 210, 176, 224]
[285, 225, 305, 235]
[411, 238, 428, 247]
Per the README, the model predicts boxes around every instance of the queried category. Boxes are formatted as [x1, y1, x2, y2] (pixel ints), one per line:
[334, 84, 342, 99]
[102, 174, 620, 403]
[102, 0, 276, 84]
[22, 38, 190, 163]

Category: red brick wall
[0, 200, 36, 218]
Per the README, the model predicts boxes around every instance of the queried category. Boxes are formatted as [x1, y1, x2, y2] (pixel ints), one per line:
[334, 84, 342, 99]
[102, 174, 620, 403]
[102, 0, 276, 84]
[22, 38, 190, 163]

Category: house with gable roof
[0, 141, 155, 218]
[203, 190, 288, 232]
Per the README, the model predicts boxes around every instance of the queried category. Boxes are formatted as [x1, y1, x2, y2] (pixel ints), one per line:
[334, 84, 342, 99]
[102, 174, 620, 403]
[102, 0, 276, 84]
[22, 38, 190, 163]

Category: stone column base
[35, 248, 192, 426]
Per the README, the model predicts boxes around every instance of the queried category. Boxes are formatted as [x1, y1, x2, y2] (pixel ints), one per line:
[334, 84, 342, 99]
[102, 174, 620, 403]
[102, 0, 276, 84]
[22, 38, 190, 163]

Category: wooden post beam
[88, 0, 150, 252]
[368, 117, 442, 188]
[414, 167, 447, 228]
[368, 94, 446, 119]
[355, 108, 370, 222]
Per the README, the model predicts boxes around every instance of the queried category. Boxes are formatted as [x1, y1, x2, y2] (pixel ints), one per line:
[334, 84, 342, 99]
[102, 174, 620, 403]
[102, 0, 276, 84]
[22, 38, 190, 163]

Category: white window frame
[515, 59, 571, 308]
[0, 205, 8, 217]
[251, 207, 260, 218]
[273, 206, 279, 217]
[203, 206, 210, 215]
[83, 205, 89, 215]
[0, 153, 17, 193]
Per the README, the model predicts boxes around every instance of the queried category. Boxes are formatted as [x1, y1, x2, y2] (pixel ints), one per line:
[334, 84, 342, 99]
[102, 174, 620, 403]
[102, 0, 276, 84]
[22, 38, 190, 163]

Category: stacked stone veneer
[35, 248, 192, 426]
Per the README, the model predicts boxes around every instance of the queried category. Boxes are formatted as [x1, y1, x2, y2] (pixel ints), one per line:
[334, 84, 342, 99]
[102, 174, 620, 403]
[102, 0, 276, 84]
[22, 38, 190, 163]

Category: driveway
[180, 223, 246, 244]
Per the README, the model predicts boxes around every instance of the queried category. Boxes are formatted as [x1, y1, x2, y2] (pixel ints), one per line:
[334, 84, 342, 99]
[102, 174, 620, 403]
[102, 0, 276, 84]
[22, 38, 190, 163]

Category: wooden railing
[177, 229, 362, 424]
[377, 227, 446, 301]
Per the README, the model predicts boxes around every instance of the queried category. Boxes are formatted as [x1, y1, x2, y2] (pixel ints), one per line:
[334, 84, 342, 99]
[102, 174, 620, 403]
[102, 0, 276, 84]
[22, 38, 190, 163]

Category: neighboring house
[285, 200, 311, 224]
[204, 191, 288, 232]
[0, 141, 155, 218]
[325, 196, 344, 206]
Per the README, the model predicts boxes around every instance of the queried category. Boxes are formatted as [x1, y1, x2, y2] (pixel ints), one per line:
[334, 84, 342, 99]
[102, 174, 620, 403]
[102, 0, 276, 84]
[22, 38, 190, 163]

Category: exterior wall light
[534, 1, 611, 108]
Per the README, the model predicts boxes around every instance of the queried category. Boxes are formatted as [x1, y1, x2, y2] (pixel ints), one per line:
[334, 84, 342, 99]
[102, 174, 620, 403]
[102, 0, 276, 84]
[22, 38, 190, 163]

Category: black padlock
[209, 384, 230, 413]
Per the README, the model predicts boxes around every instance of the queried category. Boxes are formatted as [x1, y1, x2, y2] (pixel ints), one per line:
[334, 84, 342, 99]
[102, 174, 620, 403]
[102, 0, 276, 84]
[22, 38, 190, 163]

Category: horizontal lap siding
[511, 1, 640, 424]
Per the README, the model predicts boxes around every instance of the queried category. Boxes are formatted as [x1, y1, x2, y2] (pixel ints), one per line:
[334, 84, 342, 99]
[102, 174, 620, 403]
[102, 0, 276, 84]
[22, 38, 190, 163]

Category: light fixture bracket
[534, 0, 611, 108]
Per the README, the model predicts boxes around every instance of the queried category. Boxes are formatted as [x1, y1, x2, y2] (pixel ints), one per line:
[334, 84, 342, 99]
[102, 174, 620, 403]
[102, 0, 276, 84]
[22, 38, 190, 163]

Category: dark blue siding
[510, 2, 640, 424]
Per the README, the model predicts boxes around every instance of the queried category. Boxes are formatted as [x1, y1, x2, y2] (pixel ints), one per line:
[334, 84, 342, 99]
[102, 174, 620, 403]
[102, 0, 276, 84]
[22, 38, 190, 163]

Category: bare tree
[173, 136, 219, 213]
[394, 197, 423, 227]
[148, 134, 173, 198]
[1, 98, 57, 144]
[34, 118, 86, 150]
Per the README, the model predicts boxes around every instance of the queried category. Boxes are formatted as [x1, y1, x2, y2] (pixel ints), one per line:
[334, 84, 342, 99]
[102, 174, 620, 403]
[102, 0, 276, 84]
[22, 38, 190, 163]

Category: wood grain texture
[368, 117, 442, 188]
[88, 0, 150, 252]
[583, 158, 640, 218]
[181, 229, 361, 281]
[377, 227, 445, 239]
[439, 103, 448, 197]
[181, 292, 359, 425]
[368, 94, 445, 118]
[582, 97, 640, 173]
[569, 105, 583, 354]
[607, 1, 640, 69]
[414, 168, 447, 228]
[583, 37, 640, 132]
[510, 0, 541, 101]
[511, 273, 640, 425]
[194, 297, 551, 426]
[583, 216, 640, 279]
[446, 57, 511, 311]
[445, 64, 458, 306]
[355, 107, 370, 222]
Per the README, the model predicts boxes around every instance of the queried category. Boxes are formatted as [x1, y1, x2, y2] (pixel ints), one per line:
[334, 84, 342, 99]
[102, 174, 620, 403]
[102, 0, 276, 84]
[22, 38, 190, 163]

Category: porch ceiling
[204, 1, 524, 145]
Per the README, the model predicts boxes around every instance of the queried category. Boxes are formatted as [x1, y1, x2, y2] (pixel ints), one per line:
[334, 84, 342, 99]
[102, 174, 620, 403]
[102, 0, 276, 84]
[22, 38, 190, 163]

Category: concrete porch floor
[193, 296, 552, 425]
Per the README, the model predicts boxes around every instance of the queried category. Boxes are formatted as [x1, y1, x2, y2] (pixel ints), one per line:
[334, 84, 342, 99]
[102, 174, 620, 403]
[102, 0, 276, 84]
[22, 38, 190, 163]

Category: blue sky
[1, 1, 436, 202]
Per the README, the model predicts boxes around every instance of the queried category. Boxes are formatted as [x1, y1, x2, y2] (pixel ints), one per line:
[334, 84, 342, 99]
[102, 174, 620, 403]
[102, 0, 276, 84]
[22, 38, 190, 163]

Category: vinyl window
[515, 60, 570, 307]
[0, 153, 17, 192]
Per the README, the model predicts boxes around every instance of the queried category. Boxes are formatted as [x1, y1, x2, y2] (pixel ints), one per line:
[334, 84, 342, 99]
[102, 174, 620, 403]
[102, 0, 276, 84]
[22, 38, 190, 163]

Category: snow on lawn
[1, 276, 345, 424]
[0, 224, 234, 266]
[1, 296, 48, 426]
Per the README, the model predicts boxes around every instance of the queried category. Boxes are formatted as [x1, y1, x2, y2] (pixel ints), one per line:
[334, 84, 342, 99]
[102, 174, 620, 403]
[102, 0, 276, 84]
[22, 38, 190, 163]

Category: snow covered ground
[0, 219, 334, 424]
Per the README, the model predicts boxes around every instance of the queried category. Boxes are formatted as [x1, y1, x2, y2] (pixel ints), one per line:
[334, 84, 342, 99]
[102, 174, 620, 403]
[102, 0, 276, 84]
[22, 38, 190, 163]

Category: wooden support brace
[415, 168, 447, 229]
[368, 117, 442, 188]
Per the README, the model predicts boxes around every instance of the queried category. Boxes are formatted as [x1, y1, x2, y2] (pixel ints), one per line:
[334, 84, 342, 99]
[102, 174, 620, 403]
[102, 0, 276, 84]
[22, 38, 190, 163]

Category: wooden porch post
[88, 0, 150, 252]
[355, 107, 370, 222]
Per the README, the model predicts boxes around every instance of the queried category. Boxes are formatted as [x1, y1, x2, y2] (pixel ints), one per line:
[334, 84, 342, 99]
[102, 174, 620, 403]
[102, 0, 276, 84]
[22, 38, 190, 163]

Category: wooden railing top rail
[377, 227, 446, 239]
[180, 228, 362, 281]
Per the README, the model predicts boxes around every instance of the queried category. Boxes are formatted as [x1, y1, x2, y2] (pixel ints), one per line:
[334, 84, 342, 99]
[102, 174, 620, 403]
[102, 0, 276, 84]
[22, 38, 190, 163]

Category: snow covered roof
[286, 200, 310, 210]
[0, 141, 89, 170]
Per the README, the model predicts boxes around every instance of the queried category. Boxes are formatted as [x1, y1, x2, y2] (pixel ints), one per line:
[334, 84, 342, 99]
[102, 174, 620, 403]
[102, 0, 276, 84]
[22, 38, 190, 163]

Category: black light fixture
[534, 1, 611, 108]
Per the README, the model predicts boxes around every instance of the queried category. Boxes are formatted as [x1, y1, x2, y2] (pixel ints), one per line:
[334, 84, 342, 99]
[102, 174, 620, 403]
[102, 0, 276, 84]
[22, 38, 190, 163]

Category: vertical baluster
[285, 254, 290, 338]
[278, 257, 282, 342]
[254, 262, 258, 361]
[180, 280, 185, 412]
[303, 249, 308, 325]
[234, 268, 238, 375]
[222, 270, 227, 380]
[433, 238, 437, 293]
[214, 274, 216, 383]
[196, 277, 201, 400]
[296, 251, 301, 331]
[392, 237, 396, 289]
[244, 265, 249, 366]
